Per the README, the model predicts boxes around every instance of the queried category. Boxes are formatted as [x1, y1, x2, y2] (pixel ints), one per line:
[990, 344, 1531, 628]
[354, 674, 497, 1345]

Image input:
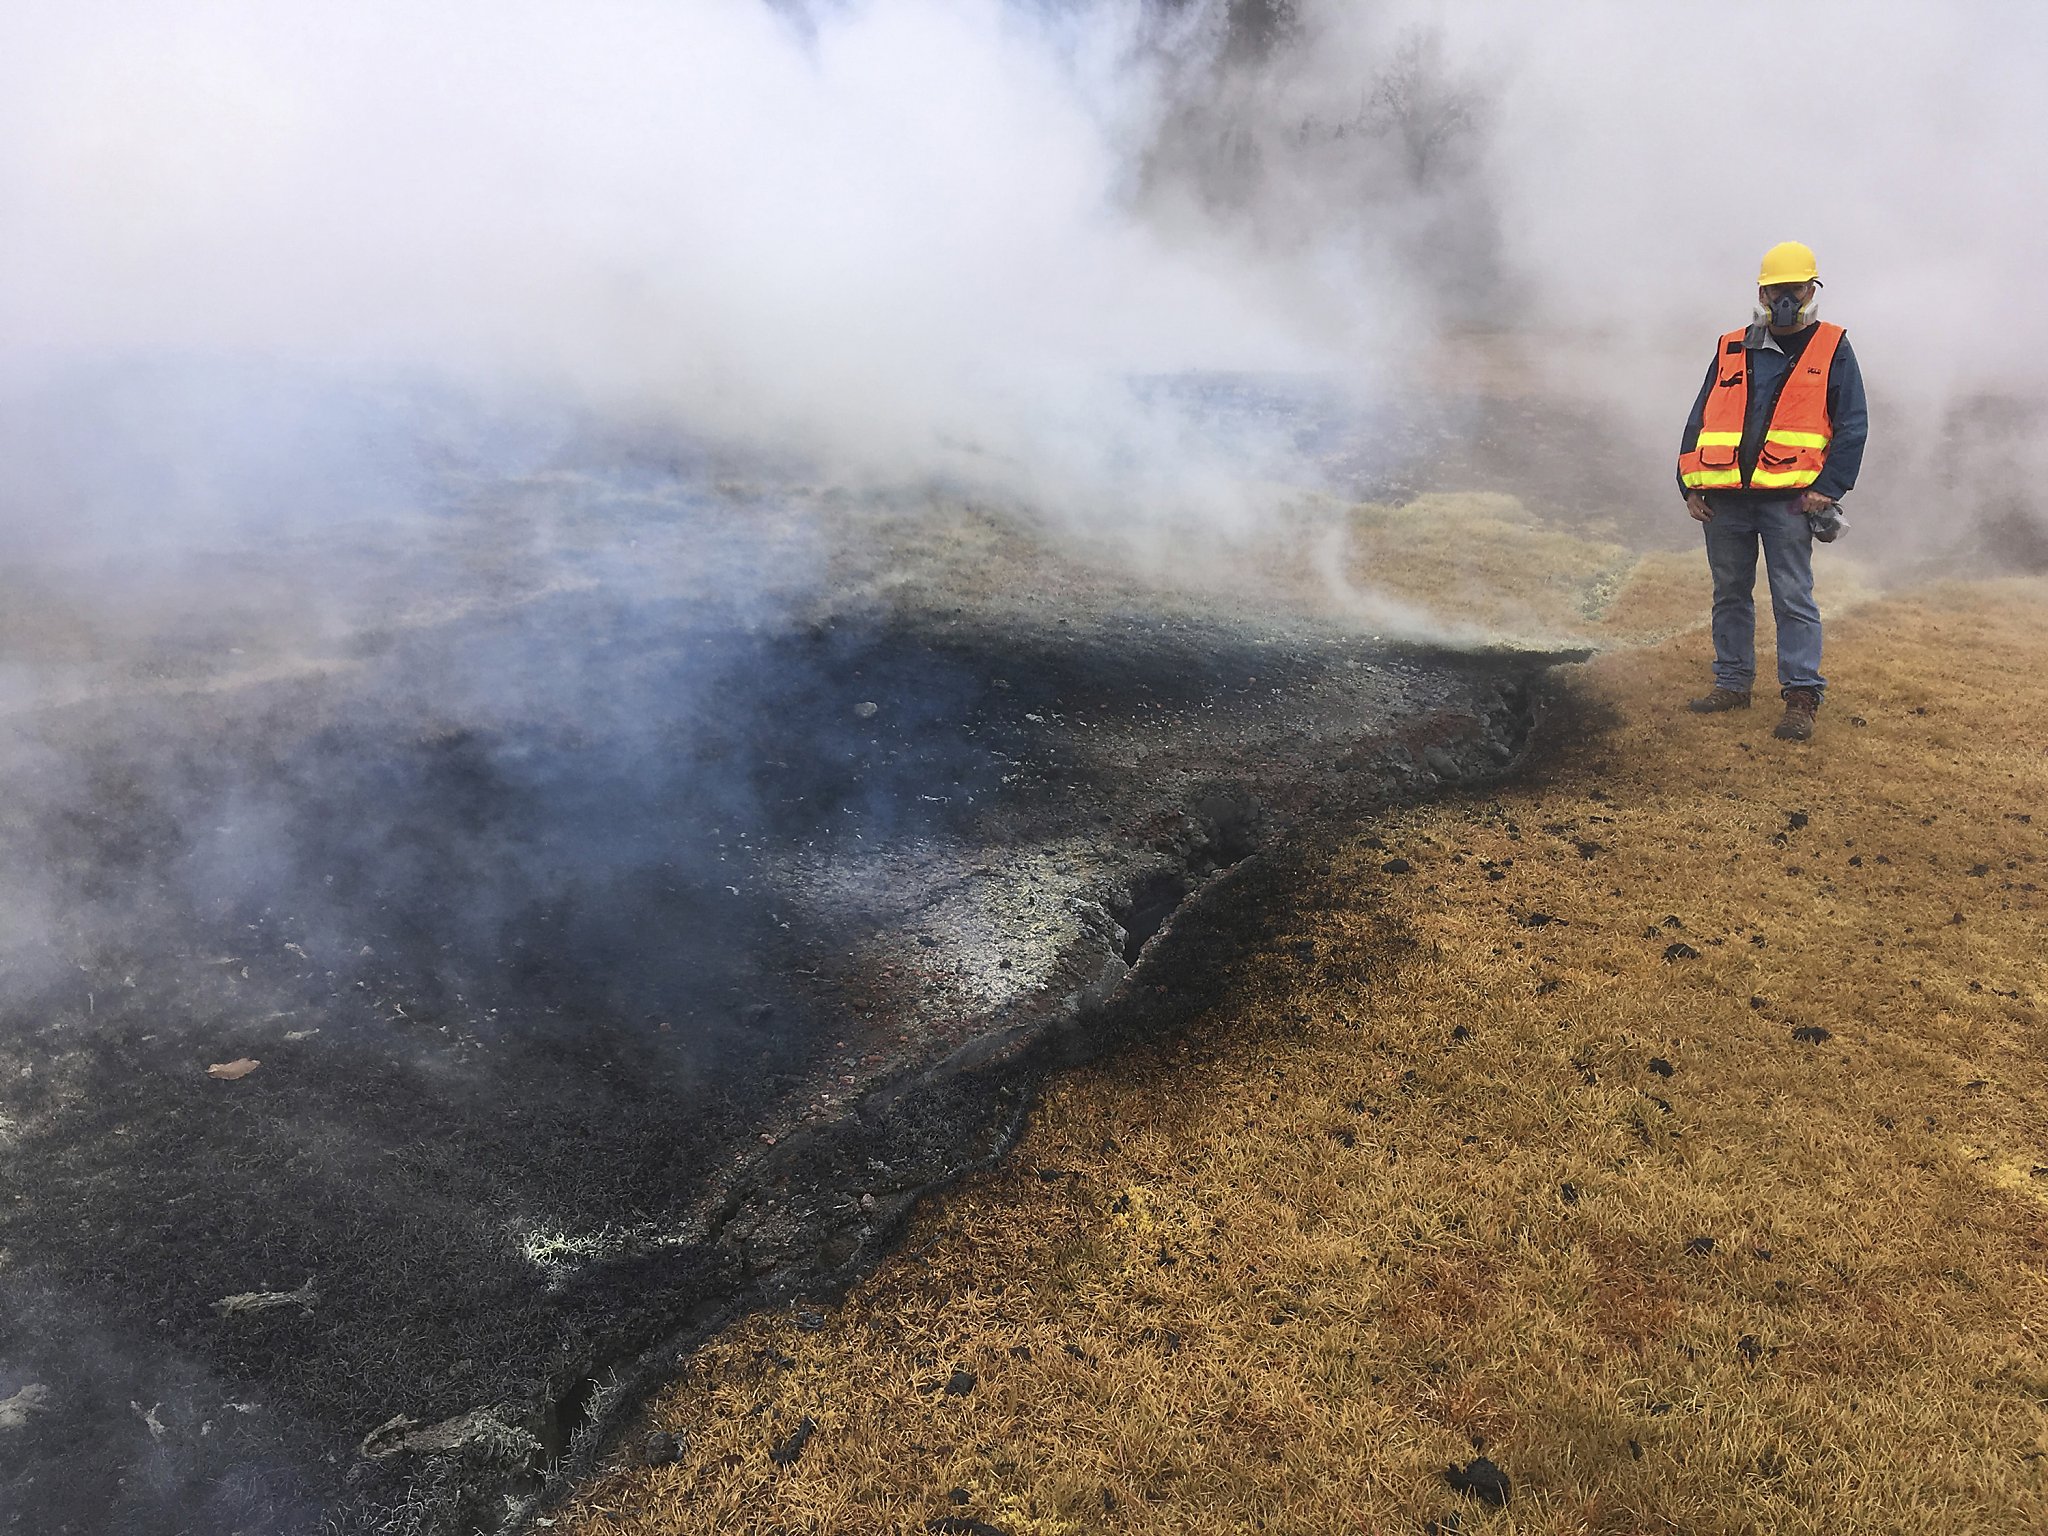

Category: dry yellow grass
[1343, 492, 1641, 645]
[561, 571, 2048, 1536]
[1334, 494, 1884, 650]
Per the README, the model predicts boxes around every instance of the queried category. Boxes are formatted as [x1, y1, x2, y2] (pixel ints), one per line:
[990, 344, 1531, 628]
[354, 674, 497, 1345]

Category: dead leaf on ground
[207, 1058, 261, 1080]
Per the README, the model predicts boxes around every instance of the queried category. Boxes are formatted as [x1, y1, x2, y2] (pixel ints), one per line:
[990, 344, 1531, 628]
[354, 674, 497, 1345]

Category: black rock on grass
[769, 1416, 816, 1467]
[641, 1430, 686, 1466]
[1444, 1455, 1512, 1506]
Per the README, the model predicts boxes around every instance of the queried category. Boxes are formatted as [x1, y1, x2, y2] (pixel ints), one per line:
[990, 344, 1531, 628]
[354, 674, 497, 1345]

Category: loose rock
[1444, 1455, 1511, 1507]
[0, 1384, 51, 1431]
[769, 1416, 817, 1467]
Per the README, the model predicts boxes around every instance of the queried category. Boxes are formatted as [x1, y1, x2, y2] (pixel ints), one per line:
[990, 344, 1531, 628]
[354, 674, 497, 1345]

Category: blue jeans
[1702, 496, 1823, 697]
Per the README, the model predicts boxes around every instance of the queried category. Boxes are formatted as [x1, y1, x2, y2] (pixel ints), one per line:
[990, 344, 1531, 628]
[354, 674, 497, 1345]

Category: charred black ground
[0, 415, 1583, 1534]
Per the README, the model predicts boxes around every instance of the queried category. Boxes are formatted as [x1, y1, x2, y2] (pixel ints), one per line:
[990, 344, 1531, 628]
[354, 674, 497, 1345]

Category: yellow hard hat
[1758, 241, 1820, 287]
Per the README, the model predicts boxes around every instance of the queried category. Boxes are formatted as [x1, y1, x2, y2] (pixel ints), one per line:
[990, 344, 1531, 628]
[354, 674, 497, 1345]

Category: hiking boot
[1687, 687, 1752, 713]
[1774, 687, 1820, 741]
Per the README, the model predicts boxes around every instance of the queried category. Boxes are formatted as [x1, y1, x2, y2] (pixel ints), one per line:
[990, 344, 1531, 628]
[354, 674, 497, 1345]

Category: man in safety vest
[1676, 241, 1868, 741]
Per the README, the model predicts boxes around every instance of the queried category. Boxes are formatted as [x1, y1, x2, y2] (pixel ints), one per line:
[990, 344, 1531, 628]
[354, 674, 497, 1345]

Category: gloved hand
[1798, 492, 1847, 543]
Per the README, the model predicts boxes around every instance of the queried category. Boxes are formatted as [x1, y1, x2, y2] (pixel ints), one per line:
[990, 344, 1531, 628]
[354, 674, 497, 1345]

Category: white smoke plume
[0, 1, 1395, 555]
[3, 0, 2044, 583]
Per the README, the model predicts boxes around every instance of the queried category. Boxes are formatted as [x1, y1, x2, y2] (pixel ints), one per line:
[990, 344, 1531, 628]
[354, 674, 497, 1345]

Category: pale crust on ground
[562, 574, 2048, 1536]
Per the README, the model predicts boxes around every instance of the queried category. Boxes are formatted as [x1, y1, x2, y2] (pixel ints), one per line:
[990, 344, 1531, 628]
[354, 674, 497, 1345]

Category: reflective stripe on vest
[1677, 323, 1843, 492]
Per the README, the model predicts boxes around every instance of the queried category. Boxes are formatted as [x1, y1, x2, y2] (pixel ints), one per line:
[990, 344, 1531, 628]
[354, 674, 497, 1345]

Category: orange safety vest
[1677, 322, 1844, 493]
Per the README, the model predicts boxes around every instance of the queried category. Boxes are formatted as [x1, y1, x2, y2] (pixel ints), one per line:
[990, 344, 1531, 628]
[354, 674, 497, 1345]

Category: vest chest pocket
[1694, 429, 1742, 470]
[1751, 435, 1827, 490]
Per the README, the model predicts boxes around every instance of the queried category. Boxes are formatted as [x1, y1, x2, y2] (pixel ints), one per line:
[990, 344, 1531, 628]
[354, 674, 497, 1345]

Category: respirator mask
[1756, 284, 1821, 330]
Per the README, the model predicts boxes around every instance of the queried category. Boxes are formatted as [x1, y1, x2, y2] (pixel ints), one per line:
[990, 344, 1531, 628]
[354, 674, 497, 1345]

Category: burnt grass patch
[0, 582, 1575, 1534]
